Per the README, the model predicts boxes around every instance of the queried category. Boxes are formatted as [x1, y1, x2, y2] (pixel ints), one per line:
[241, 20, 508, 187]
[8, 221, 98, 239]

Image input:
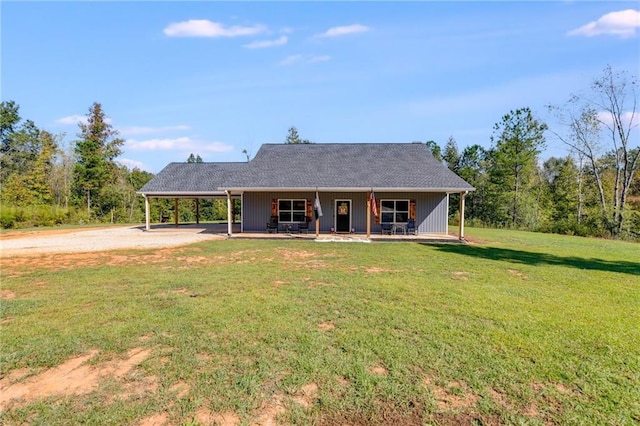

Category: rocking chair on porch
[266, 216, 278, 233]
[406, 219, 417, 235]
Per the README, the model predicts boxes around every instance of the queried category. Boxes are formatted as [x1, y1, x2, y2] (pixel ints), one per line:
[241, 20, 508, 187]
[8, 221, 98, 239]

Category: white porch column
[459, 191, 467, 240]
[144, 195, 150, 231]
[226, 190, 233, 236]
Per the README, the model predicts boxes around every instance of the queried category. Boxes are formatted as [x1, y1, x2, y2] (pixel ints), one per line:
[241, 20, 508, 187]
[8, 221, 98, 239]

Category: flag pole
[314, 189, 321, 238]
[366, 190, 371, 239]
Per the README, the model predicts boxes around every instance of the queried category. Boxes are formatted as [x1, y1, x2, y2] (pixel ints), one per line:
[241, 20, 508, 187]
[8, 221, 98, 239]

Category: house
[138, 143, 475, 238]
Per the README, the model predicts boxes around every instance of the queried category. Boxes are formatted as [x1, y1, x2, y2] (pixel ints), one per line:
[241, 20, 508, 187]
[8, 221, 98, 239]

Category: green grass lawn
[1, 228, 638, 425]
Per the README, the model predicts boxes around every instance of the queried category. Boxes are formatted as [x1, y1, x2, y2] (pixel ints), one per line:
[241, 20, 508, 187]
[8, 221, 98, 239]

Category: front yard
[1, 228, 638, 425]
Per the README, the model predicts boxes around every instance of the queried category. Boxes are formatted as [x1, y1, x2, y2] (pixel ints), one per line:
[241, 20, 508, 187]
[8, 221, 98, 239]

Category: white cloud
[117, 158, 146, 170]
[568, 9, 640, 38]
[278, 54, 331, 66]
[119, 125, 191, 136]
[56, 115, 112, 125]
[597, 110, 639, 128]
[278, 54, 303, 66]
[317, 24, 370, 38]
[308, 55, 331, 63]
[243, 35, 288, 49]
[126, 137, 233, 153]
[163, 19, 266, 38]
[57, 115, 87, 125]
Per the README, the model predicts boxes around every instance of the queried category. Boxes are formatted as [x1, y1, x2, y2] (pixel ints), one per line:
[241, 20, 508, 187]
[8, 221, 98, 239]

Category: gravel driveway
[0, 225, 226, 257]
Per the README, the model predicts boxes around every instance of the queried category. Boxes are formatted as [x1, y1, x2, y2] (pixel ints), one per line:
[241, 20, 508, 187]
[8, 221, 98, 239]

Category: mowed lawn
[1, 228, 638, 425]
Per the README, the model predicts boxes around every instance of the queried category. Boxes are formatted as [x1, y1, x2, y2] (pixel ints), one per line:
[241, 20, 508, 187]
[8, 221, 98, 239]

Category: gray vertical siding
[242, 191, 449, 234]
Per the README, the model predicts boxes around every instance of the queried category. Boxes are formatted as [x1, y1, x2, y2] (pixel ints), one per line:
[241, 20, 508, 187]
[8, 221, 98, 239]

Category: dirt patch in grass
[200, 409, 241, 426]
[318, 322, 335, 331]
[488, 387, 510, 409]
[507, 269, 528, 279]
[422, 377, 479, 413]
[0, 347, 152, 410]
[0, 247, 236, 274]
[0, 290, 16, 299]
[452, 271, 469, 280]
[293, 382, 319, 408]
[255, 392, 285, 425]
[320, 399, 425, 426]
[138, 412, 169, 426]
[170, 381, 190, 399]
[429, 412, 499, 426]
[368, 365, 388, 376]
[365, 266, 391, 274]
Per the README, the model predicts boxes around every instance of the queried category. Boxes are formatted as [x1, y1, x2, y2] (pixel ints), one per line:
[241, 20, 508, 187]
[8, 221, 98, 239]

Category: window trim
[278, 198, 307, 223]
[380, 199, 410, 224]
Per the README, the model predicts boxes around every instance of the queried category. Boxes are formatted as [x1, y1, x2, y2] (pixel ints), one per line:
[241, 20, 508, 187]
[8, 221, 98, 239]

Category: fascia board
[222, 187, 475, 192]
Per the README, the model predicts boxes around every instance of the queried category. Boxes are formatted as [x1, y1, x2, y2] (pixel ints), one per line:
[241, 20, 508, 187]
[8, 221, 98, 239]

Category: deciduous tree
[549, 66, 639, 237]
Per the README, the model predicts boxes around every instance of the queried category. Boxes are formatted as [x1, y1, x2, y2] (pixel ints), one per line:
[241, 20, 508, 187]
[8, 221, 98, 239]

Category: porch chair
[298, 219, 310, 234]
[406, 219, 417, 235]
[266, 216, 278, 233]
[381, 223, 393, 235]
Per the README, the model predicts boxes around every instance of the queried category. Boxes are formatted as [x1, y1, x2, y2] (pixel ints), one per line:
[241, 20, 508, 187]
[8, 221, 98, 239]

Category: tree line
[432, 66, 639, 239]
[1, 66, 638, 238]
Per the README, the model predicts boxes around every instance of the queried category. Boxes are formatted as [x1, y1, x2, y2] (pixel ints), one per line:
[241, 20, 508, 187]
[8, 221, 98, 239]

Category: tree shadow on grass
[427, 244, 639, 276]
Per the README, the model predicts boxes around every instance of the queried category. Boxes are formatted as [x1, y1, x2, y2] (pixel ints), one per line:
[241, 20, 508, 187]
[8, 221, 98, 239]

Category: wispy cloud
[243, 35, 287, 49]
[597, 110, 639, 129]
[126, 137, 234, 153]
[308, 55, 331, 63]
[163, 19, 266, 38]
[278, 54, 331, 66]
[56, 115, 112, 125]
[278, 54, 303, 66]
[316, 24, 370, 38]
[119, 125, 191, 136]
[117, 158, 146, 170]
[568, 9, 640, 38]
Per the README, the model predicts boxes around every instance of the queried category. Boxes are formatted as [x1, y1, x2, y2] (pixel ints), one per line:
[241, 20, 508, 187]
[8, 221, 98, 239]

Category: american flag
[370, 189, 378, 217]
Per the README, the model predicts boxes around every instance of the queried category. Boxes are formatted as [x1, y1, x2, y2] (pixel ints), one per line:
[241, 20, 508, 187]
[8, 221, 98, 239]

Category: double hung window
[381, 200, 409, 223]
[278, 199, 306, 222]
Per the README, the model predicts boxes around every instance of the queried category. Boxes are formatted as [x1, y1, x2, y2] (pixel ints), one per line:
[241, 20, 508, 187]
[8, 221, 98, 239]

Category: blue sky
[2, 1, 639, 172]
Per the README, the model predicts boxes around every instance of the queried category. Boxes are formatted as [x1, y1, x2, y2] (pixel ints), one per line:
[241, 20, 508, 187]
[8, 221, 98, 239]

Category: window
[278, 199, 307, 222]
[381, 200, 409, 223]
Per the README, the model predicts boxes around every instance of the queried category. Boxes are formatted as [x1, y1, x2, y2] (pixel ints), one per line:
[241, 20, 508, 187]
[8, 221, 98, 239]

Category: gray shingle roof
[139, 143, 474, 194]
[138, 162, 247, 194]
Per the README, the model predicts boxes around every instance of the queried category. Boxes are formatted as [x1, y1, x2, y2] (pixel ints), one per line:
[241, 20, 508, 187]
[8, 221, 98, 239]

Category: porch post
[144, 195, 150, 231]
[459, 191, 466, 240]
[226, 190, 233, 236]
[195, 199, 200, 225]
[366, 191, 371, 238]
[174, 198, 179, 227]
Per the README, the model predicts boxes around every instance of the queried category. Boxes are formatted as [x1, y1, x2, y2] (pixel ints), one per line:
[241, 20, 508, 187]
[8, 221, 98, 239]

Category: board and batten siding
[242, 191, 449, 234]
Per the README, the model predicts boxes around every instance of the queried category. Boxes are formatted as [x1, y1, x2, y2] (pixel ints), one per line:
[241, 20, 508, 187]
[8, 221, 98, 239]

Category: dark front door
[335, 200, 351, 233]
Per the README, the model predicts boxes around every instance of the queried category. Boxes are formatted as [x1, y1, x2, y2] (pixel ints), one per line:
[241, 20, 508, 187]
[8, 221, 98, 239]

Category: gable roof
[139, 143, 474, 195]
[230, 143, 473, 191]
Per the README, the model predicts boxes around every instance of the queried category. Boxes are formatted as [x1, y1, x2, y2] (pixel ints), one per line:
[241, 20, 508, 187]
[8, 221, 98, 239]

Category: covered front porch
[140, 223, 463, 242]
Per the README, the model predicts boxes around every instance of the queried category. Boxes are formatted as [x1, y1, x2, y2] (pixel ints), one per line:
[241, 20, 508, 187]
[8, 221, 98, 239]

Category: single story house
[138, 143, 475, 238]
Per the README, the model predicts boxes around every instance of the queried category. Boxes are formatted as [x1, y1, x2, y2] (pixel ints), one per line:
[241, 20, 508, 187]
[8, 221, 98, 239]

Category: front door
[335, 200, 351, 233]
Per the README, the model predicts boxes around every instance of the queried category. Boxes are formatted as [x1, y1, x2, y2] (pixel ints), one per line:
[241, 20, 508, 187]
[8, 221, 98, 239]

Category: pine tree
[74, 102, 124, 218]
